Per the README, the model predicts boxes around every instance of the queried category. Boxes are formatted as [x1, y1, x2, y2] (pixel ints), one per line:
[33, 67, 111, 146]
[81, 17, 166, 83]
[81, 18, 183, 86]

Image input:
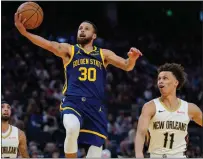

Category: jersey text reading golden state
[73, 58, 103, 70]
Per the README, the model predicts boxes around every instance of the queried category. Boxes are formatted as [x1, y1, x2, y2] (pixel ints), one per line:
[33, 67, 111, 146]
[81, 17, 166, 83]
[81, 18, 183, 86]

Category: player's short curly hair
[83, 20, 98, 34]
[158, 63, 187, 90]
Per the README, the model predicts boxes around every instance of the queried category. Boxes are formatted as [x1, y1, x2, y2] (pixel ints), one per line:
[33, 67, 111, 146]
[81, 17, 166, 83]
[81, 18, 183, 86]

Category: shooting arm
[18, 130, 30, 158]
[188, 103, 203, 126]
[24, 32, 71, 58]
[102, 49, 137, 71]
[135, 101, 155, 158]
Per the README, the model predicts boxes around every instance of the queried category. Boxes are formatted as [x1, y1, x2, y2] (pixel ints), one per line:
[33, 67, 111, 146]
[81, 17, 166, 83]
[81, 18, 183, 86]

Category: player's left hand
[127, 47, 143, 61]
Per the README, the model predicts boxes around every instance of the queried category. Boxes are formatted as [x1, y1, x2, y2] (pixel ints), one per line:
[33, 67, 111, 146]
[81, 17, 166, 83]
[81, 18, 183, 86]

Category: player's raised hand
[127, 47, 143, 61]
[14, 13, 27, 35]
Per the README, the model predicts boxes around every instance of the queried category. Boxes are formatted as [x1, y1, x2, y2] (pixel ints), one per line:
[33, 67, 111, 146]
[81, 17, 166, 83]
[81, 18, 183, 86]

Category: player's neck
[79, 43, 93, 51]
[1, 122, 10, 133]
[160, 95, 179, 109]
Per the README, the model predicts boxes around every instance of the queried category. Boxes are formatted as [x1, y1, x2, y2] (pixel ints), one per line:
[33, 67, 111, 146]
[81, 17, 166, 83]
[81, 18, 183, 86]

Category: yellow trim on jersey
[2, 125, 12, 139]
[60, 104, 81, 117]
[76, 44, 97, 54]
[80, 129, 107, 139]
[62, 45, 74, 94]
[100, 49, 107, 68]
[62, 67, 68, 94]
[159, 98, 181, 112]
[64, 45, 75, 68]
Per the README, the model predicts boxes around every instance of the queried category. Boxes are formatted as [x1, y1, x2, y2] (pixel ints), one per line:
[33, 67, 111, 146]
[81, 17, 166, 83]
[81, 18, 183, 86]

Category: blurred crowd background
[1, 1, 203, 158]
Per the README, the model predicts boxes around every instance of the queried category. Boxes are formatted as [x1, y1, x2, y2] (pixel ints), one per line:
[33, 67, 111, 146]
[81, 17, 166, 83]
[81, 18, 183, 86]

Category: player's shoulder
[188, 102, 200, 113]
[57, 42, 73, 54]
[61, 42, 72, 47]
[143, 99, 156, 107]
[101, 49, 114, 55]
[188, 102, 197, 107]
[178, 98, 188, 104]
[101, 48, 108, 52]
[141, 100, 156, 116]
[17, 128, 26, 139]
[9, 125, 19, 131]
[9, 125, 24, 138]
[61, 42, 74, 50]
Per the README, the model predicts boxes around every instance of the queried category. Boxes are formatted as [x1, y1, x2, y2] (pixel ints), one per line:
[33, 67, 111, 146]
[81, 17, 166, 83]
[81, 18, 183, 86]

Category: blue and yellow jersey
[62, 44, 106, 101]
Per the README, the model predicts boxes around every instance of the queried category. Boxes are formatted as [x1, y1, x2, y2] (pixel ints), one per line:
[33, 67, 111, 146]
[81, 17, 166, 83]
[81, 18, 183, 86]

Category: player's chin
[77, 38, 90, 45]
[78, 37, 85, 41]
[159, 88, 167, 94]
[1, 116, 10, 121]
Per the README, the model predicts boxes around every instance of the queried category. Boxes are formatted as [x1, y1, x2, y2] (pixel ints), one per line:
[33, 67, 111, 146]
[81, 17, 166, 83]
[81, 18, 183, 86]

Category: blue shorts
[60, 95, 108, 147]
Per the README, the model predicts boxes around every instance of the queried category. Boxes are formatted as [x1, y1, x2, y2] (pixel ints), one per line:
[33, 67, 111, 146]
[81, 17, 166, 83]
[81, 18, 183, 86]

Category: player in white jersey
[1, 101, 30, 158]
[135, 63, 203, 158]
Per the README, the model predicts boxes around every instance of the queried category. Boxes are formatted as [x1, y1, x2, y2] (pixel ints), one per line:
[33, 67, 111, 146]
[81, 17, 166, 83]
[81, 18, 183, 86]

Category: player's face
[77, 22, 96, 45]
[157, 71, 179, 96]
[1, 103, 11, 122]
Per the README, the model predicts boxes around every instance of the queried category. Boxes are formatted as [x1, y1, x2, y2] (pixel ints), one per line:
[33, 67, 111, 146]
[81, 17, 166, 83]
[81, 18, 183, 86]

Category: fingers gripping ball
[17, 2, 43, 29]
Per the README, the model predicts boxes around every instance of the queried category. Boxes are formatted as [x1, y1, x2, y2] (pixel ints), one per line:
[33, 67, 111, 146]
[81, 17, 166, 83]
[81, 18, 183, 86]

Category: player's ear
[175, 79, 179, 87]
[93, 33, 97, 40]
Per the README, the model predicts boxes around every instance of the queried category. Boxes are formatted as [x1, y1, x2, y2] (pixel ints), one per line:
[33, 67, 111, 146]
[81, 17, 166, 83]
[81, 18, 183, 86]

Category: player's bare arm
[14, 13, 72, 60]
[18, 130, 30, 158]
[188, 103, 203, 127]
[102, 48, 142, 71]
[135, 101, 156, 158]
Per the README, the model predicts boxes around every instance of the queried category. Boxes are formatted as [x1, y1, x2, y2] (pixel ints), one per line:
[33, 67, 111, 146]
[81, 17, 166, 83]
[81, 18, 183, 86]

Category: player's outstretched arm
[135, 101, 155, 158]
[14, 13, 71, 58]
[102, 48, 142, 71]
[188, 103, 203, 127]
[18, 130, 30, 158]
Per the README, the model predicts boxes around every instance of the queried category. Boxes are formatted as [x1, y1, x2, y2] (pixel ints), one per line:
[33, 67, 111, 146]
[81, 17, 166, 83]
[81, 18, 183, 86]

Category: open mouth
[159, 85, 164, 88]
[80, 34, 86, 38]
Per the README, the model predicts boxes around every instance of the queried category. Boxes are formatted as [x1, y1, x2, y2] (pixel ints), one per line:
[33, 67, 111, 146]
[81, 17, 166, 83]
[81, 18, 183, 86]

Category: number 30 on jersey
[78, 67, 96, 82]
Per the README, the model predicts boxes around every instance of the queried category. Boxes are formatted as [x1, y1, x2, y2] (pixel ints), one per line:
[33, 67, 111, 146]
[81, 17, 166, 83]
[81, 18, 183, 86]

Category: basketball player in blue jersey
[15, 13, 142, 158]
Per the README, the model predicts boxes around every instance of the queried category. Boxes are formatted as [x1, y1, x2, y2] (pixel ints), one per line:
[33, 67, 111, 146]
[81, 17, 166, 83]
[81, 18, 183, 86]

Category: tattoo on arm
[18, 130, 29, 158]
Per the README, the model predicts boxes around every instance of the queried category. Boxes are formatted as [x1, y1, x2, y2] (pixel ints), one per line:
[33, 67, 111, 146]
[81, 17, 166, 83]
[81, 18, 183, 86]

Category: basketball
[17, 2, 43, 29]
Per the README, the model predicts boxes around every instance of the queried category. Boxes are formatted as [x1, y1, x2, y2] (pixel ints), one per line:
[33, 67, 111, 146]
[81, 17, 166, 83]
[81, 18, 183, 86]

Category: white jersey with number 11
[148, 98, 190, 155]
